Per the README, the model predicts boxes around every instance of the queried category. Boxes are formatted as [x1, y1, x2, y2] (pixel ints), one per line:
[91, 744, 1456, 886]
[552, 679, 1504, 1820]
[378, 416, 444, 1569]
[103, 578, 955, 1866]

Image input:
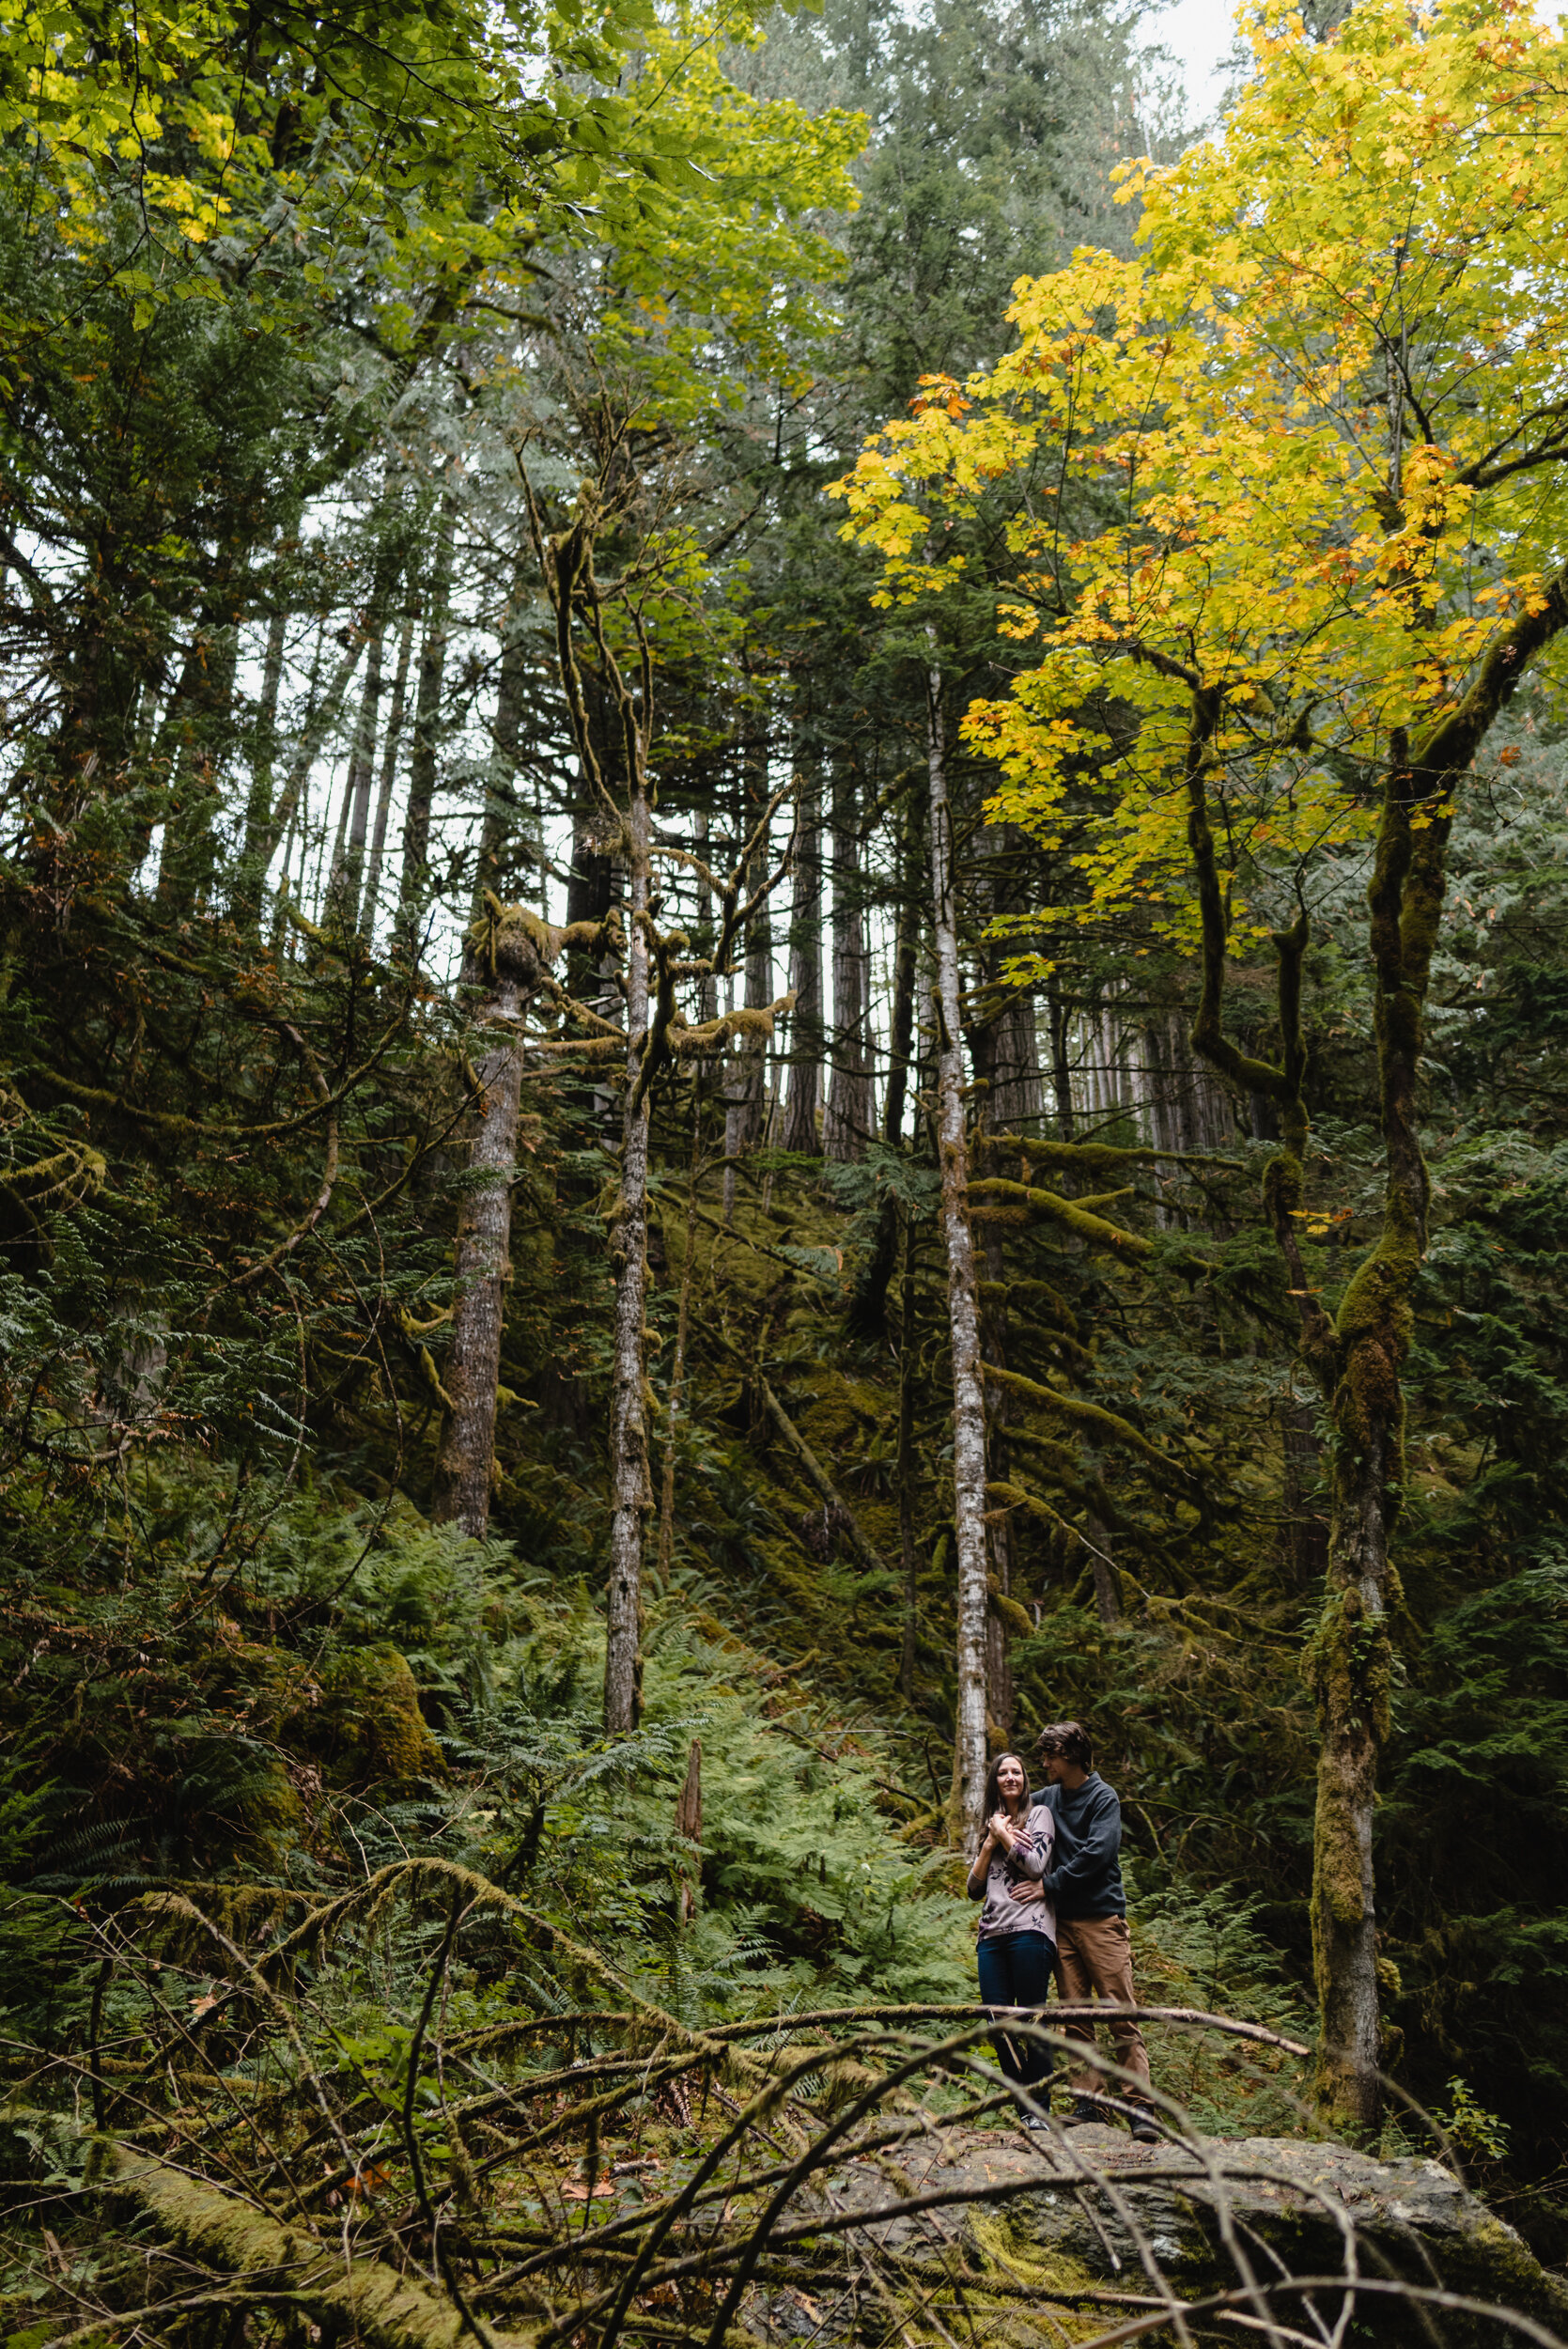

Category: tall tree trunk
[1169, 549, 1568, 2136]
[823, 762, 874, 1162]
[566, 801, 615, 938]
[968, 984, 1013, 1737]
[1309, 735, 1449, 2134]
[396, 493, 457, 960]
[978, 823, 1043, 1136]
[723, 761, 771, 1211]
[897, 1204, 920, 1703]
[926, 668, 989, 1849]
[989, 990, 1043, 1131]
[472, 568, 533, 923]
[1181, 685, 1409, 2136]
[1046, 973, 1076, 1143]
[325, 745, 354, 912]
[238, 610, 287, 913]
[266, 629, 323, 945]
[692, 807, 719, 1026]
[884, 788, 924, 1146]
[970, 823, 1038, 1736]
[1304, 583, 1568, 2130]
[361, 615, 414, 934]
[523, 487, 654, 1730]
[250, 628, 363, 904]
[980, 1215, 1015, 1741]
[781, 758, 823, 1155]
[1282, 1388, 1328, 1593]
[271, 791, 302, 955]
[1312, 1352, 1397, 2130]
[157, 615, 239, 917]
[565, 685, 617, 1025]
[329, 625, 384, 926]
[430, 916, 533, 1538]
[1084, 1496, 1123, 1626]
[658, 1104, 704, 1585]
[604, 782, 652, 1733]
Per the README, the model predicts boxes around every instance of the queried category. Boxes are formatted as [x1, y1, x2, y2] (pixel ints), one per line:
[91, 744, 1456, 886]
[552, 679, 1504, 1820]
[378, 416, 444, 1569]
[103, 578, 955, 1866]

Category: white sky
[1151, 0, 1242, 124]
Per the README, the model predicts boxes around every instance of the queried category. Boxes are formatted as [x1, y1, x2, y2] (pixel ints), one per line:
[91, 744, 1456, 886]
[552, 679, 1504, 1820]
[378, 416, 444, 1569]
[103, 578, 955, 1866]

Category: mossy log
[97, 2139, 539, 2349]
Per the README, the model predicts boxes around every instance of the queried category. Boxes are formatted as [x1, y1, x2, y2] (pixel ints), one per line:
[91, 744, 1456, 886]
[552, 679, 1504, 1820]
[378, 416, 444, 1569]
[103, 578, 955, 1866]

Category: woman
[967, 1750, 1056, 2110]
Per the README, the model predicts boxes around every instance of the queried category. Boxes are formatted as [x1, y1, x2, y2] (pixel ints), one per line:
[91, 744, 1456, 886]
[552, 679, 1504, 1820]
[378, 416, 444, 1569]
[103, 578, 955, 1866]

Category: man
[1031, 1720, 1159, 2142]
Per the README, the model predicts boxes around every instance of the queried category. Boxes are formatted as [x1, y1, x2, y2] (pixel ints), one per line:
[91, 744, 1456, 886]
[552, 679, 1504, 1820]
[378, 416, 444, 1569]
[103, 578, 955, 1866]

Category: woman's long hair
[983, 1750, 1031, 1824]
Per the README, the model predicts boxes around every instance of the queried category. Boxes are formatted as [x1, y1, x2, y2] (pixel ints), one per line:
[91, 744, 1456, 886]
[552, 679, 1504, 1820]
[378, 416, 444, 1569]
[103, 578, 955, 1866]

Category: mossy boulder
[762, 2123, 1568, 2347]
[315, 1645, 445, 1787]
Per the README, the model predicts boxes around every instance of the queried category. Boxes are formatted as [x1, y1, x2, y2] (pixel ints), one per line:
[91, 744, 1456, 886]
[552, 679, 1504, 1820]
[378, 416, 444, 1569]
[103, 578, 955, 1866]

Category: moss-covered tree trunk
[1309, 575, 1568, 2123]
[926, 665, 989, 1847]
[1177, 676, 1376, 2124]
[432, 908, 564, 1540]
[521, 484, 657, 1733]
[156, 604, 240, 918]
[1308, 744, 1447, 2132]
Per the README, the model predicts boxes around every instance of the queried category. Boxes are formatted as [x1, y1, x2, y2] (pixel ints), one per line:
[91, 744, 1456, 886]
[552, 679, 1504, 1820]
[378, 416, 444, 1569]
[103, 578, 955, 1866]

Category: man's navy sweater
[1038, 1772, 1126, 1920]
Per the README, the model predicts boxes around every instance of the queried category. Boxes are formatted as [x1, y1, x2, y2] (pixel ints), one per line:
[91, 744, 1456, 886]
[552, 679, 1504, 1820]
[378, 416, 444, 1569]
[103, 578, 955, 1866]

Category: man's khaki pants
[1055, 1915, 1151, 2097]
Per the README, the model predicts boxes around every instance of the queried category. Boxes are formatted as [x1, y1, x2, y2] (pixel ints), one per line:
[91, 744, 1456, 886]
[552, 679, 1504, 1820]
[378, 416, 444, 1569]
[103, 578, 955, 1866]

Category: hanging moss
[1335, 1194, 1420, 1383]
[1303, 1588, 1392, 1750]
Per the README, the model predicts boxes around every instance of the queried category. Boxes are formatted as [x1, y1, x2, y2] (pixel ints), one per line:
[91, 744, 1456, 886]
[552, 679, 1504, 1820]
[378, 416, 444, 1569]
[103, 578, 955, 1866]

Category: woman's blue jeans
[976, 1931, 1058, 2091]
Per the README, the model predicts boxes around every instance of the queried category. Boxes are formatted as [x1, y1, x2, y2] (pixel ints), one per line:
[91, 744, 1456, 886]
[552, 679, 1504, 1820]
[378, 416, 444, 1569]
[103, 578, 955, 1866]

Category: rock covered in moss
[316, 1646, 444, 1787]
[761, 2123, 1568, 2348]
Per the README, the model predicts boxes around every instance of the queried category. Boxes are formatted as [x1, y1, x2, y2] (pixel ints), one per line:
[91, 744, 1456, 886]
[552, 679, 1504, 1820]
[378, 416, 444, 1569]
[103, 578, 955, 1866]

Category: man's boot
[1127, 2101, 1161, 2144]
[1062, 2095, 1104, 2127]
[1021, 2073, 1059, 2129]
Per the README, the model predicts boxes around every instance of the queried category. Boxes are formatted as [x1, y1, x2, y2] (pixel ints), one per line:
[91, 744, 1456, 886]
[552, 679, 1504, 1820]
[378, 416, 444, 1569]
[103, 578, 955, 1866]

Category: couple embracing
[967, 1720, 1159, 2143]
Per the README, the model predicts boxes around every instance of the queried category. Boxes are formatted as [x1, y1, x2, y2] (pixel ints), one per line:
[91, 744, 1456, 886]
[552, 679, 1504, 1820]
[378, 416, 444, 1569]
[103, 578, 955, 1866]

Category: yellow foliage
[831, 0, 1568, 941]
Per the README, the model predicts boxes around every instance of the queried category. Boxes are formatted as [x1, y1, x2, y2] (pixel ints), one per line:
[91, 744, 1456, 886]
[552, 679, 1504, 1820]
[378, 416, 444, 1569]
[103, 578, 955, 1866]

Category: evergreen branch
[23, 1010, 408, 1145]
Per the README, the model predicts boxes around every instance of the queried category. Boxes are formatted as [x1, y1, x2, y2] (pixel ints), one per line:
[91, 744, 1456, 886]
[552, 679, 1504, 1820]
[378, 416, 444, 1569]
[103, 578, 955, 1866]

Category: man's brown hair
[1034, 1720, 1094, 1771]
